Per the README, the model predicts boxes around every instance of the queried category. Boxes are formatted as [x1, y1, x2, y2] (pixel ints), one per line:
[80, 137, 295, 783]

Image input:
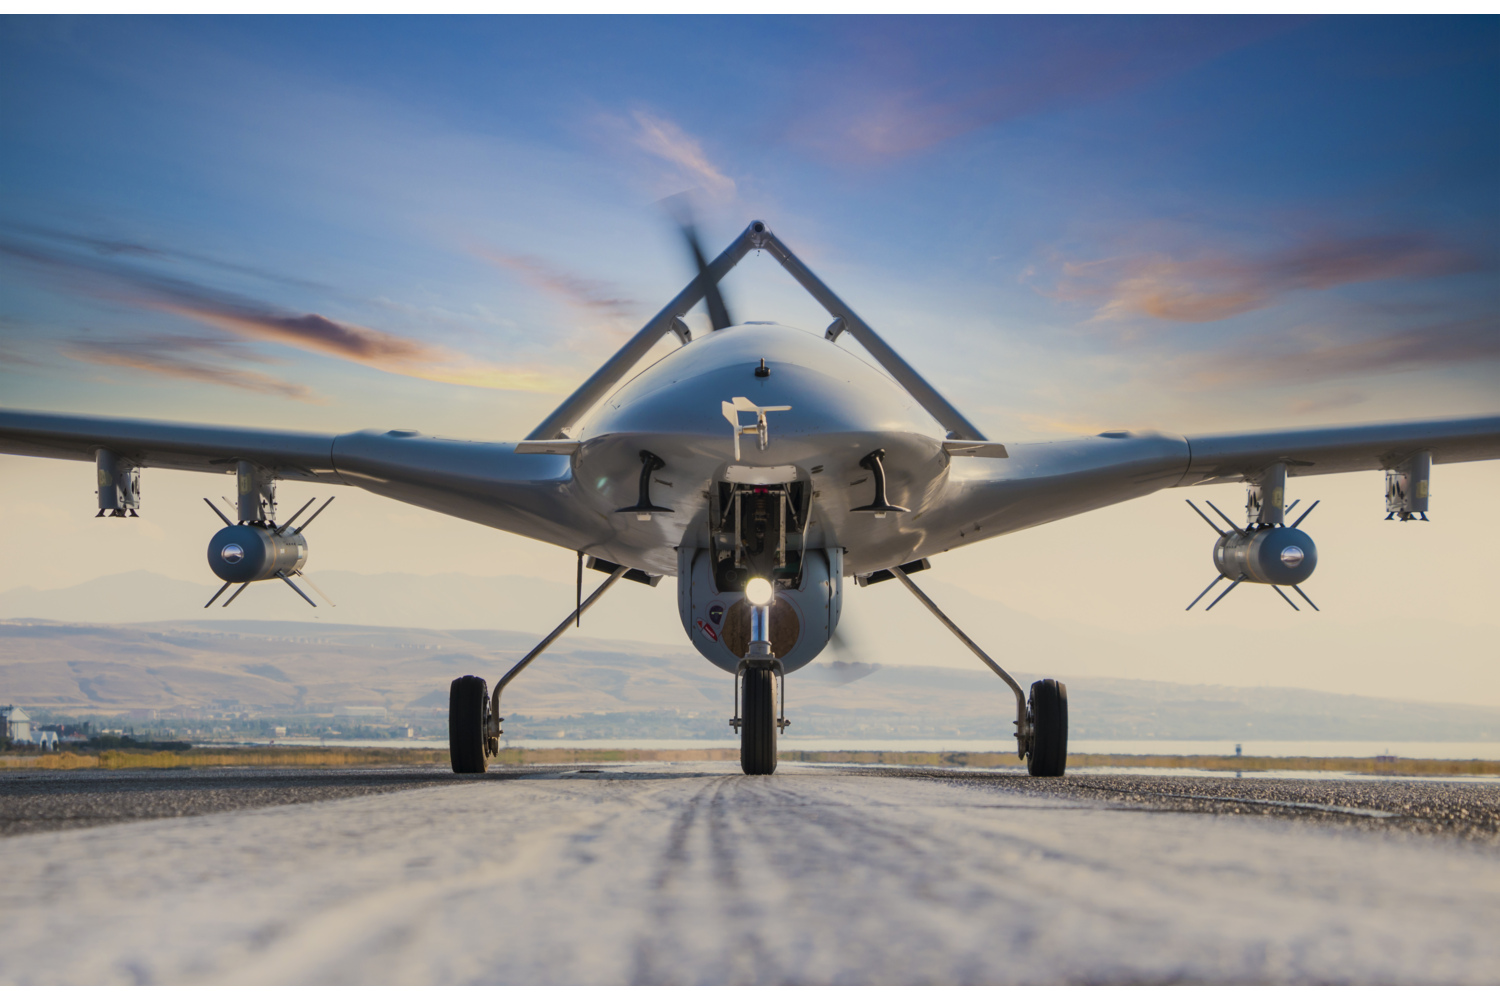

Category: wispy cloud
[476, 251, 639, 327]
[787, 18, 1301, 162]
[1048, 233, 1482, 324]
[601, 109, 737, 202]
[0, 232, 575, 394]
[628, 110, 736, 200]
[62, 335, 321, 401]
[3, 221, 328, 291]
[1188, 317, 1500, 386]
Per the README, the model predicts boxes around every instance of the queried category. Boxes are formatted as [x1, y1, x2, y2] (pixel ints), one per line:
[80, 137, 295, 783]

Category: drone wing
[0, 408, 339, 482]
[1177, 414, 1500, 485]
[0, 408, 592, 548]
[926, 414, 1500, 553]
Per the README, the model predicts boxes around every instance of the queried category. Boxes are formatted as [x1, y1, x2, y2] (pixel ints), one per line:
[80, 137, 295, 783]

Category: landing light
[745, 577, 773, 606]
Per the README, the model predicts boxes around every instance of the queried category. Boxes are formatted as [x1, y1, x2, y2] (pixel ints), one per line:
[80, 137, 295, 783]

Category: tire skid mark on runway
[631, 775, 784, 984]
[709, 769, 1426, 984]
[3, 764, 1498, 984]
[632, 779, 713, 983]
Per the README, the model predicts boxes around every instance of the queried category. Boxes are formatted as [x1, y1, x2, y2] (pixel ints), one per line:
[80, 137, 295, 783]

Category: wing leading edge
[0, 408, 594, 549]
[0, 408, 340, 482]
[1179, 415, 1500, 486]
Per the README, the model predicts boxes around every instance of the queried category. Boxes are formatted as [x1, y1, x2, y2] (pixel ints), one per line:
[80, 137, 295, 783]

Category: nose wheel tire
[740, 667, 779, 775]
[1027, 678, 1068, 777]
[449, 674, 491, 774]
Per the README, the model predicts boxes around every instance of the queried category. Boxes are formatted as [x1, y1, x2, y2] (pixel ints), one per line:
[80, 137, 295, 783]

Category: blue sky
[2, 15, 1496, 439]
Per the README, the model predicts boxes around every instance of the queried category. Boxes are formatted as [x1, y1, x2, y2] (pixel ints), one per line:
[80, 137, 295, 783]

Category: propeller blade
[276, 498, 317, 536]
[1185, 574, 1225, 611]
[221, 582, 251, 607]
[1185, 499, 1228, 537]
[203, 498, 233, 527]
[293, 496, 335, 533]
[1293, 584, 1320, 611]
[683, 222, 733, 331]
[1203, 576, 1244, 611]
[294, 570, 336, 607]
[204, 581, 232, 608]
[277, 572, 317, 607]
[1272, 585, 1300, 611]
[1290, 499, 1320, 529]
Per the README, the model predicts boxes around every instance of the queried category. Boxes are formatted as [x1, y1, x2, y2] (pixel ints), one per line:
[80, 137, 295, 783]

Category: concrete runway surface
[1, 762, 1497, 985]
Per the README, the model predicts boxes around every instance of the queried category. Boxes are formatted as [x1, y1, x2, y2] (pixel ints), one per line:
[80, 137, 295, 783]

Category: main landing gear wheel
[1027, 678, 1068, 777]
[449, 674, 491, 774]
[740, 667, 778, 775]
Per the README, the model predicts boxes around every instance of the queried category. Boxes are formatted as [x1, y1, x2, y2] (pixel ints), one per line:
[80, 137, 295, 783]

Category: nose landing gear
[732, 663, 787, 775]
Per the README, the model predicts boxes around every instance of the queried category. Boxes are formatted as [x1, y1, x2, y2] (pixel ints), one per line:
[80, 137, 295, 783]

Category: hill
[3, 618, 1498, 741]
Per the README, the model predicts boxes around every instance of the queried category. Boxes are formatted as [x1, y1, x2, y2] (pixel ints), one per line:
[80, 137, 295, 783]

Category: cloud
[1286, 389, 1368, 415]
[156, 302, 438, 364]
[477, 251, 639, 325]
[1050, 233, 1483, 324]
[62, 335, 321, 401]
[0, 232, 575, 394]
[3, 221, 328, 290]
[0, 345, 40, 368]
[1188, 317, 1500, 386]
[614, 110, 736, 201]
[786, 17, 1302, 162]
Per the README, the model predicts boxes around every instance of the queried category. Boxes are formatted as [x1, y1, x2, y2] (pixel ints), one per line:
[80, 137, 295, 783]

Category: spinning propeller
[667, 197, 735, 333]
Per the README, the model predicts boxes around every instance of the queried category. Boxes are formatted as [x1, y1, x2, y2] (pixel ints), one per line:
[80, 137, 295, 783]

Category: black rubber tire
[740, 667, 778, 775]
[1027, 678, 1068, 777]
[449, 674, 490, 774]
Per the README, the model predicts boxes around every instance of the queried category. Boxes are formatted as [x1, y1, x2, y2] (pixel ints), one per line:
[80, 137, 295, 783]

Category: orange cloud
[1053, 234, 1482, 323]
[63, 341, 321, 402]
[476, 252, 639, 324]
[1187, 317, 1499, 386]
[1, 232, 576, 395]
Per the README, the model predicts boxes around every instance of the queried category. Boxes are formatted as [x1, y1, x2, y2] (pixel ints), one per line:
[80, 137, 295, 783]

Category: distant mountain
[3, 618, 1498, 741]
[3, 569, 1497, 707]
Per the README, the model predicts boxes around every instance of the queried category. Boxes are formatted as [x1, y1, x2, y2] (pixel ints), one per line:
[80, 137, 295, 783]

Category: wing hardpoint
[921, 414, 1500, 555]
[0, 408, 340, 481]
[1179, 415, 1500, 485]
[0, 408, 594, 548]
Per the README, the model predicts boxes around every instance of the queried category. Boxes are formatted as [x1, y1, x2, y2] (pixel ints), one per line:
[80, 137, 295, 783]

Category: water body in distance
[229, 737, 1500, 760]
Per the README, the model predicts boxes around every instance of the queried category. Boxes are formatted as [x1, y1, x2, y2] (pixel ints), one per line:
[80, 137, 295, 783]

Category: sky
[1, 16, 1498, 704]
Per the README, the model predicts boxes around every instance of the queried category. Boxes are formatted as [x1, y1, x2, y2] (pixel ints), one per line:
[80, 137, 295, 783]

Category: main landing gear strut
[449, 563, 628, 774]
[889, 565, 1068, 777]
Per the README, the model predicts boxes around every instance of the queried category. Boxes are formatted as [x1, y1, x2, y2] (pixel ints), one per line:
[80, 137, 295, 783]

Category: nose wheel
[734, 664, 785, 775]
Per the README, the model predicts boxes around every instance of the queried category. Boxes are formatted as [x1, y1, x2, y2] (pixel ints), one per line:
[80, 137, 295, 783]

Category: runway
[1, 762, 1497, 984]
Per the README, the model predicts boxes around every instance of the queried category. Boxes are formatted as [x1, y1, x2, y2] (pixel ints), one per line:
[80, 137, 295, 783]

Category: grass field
[2, 746, 1497, 775]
